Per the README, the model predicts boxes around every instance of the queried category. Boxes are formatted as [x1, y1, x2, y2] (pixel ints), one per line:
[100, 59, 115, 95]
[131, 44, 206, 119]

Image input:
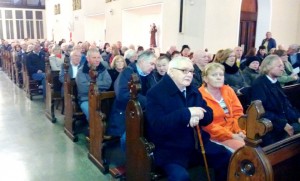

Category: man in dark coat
[251, 55, 300, 146]
[146, 56, 231, 181]
[106, 50, 156, 137]
[261, 31, 277, 53]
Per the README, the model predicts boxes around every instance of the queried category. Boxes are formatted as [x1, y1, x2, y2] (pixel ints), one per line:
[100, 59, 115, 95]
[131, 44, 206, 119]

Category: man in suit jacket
[146, 56, 231, 181]
[261, 32, 277, 53]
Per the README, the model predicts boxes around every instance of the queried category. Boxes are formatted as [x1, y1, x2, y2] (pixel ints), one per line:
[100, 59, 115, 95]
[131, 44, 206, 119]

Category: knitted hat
[246, 56, 260, 66]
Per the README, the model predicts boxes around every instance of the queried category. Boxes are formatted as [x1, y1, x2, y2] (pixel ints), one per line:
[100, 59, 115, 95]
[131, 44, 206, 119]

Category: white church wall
[203, 0, 241, 53]
[271, 0, 300, 48]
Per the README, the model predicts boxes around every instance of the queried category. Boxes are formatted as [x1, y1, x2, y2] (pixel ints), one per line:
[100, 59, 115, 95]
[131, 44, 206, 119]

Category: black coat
[146, 74, 214, 167]
[26, 51, 45, 77]
[251, 75, 300, 133]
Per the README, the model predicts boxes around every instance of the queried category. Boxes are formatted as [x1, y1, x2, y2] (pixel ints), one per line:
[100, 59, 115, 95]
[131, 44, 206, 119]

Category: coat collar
[82, 60, 106, 74]
[162, 74, 199, 97]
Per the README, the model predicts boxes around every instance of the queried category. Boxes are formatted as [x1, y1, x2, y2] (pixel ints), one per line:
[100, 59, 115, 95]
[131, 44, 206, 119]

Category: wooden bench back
[88, 65, 116, 173]
[45, 55, 62, 123]
[63, 56, 85, 142]
[283, 83, 300, 111]
[126, 73, 156, 181]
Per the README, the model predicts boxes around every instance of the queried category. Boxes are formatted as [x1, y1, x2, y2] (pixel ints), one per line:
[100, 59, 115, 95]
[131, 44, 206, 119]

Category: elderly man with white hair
[146, 56, 231, 181]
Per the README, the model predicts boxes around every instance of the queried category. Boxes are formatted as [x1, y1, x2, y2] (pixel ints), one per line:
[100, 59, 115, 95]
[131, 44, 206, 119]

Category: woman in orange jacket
[199, 62, 245, 151]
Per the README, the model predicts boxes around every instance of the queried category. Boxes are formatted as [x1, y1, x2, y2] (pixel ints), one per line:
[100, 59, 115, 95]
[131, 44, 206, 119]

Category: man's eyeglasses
[173, 68, 194, 74]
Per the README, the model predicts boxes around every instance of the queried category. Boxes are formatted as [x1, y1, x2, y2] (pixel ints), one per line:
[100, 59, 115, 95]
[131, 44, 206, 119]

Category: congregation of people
[1, 30, 300, 181]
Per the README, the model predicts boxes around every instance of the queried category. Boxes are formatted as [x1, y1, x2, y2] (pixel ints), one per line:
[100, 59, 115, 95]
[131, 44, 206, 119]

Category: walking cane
[196, 125, 211, 181]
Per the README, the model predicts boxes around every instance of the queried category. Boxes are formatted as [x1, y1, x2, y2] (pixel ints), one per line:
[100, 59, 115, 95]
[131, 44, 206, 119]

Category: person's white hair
[167, 56, 192, 73]
[124, 49, 137, 60]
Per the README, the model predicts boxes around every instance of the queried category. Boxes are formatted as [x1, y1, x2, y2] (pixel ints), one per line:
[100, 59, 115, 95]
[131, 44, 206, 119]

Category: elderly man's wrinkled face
[139, 57, 156, 75]
[170, 60, 194, 89]
[87, 52, 101, 67]
[71, 51, 82, 66]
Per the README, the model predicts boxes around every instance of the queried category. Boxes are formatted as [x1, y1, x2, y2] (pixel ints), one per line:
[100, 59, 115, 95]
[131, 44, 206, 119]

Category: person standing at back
[261, 32, 277, 53]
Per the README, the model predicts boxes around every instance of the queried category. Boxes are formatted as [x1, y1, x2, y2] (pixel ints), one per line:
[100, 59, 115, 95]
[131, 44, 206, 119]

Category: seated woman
[251, 55, 300, 146]
[273, 50, 299, 86]
[107, 55, 127, 91]
[199, 62, 245, 151]
[242, 56, 261, 86]
[49, 45, 64, 71]
[218, 49, 249, 95]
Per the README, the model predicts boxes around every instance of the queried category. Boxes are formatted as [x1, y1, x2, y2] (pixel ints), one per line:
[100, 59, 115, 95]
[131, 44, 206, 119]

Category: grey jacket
[76, 61, 112, 102]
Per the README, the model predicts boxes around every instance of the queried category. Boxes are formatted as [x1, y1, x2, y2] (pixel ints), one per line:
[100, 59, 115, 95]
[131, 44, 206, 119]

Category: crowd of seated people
[1, 35, 300, 180]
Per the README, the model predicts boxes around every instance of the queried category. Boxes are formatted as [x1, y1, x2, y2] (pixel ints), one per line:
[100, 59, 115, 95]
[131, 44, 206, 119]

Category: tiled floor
[0, 71, 110, 181]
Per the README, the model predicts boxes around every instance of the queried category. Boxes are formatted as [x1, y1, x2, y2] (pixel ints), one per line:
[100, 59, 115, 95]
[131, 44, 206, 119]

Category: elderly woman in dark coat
[218, 48, 249, 95]
[242, 56, 260, 86]
[251, 55, 300, 146]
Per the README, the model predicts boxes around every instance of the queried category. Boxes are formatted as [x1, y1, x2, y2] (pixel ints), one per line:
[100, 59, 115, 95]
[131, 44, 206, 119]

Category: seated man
[26, 42, 46, 96]
[59, 50, 82, 96]
[146, 56, 231, 181]
[106, 50, 156, 138]
[76, 48, 112, 121]
[251, 55, 300, 146]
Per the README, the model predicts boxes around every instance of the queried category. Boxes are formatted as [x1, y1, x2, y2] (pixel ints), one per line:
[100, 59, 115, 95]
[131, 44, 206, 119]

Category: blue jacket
[106, 63, 151, 136]
[261, 38, 276, 52]
[146, 74, 214, 167]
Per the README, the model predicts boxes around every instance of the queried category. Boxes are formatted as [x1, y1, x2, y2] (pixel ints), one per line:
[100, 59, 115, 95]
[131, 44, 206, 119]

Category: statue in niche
[150, 23, 157, 48]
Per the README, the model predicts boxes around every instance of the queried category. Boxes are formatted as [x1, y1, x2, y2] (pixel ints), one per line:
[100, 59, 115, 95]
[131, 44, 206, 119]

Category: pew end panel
[63, 59, 86, 142]
[228, 100, 300, 181]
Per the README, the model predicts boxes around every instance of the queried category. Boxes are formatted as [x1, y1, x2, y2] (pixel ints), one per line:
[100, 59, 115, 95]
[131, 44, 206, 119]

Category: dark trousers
[162, 142, 231, 181]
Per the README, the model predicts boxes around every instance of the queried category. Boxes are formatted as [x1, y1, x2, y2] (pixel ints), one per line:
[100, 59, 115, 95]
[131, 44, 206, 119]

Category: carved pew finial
[228, 101, 274, 181]
[238, 100, 273, 146]
[89, 65, 98, 96]
[128, 73, 141, 100]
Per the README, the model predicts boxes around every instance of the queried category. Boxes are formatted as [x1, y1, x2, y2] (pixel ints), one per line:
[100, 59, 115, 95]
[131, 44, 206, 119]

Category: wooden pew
[45, 56, 62, 123]
[283, 83, 300, 111]
[23, 53, 46, 100]
[63, 57, 86, 142]
[13, 51, 23, 87]
[88, 65, 116, 174]
[124, 73, 157, 181]
[228, 100, 300, 181]
[238, 83, 300, 113]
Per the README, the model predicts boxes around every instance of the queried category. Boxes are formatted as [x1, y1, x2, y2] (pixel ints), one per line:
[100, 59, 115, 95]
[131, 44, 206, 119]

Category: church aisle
[0, 71, 109, 181]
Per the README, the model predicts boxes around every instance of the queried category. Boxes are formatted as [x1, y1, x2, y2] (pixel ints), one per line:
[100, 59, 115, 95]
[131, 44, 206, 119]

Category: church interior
[1, 0, 300, 181]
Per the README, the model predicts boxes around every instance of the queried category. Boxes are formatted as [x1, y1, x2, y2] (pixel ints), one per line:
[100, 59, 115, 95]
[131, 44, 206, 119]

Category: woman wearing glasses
[199, 63, 245, 151]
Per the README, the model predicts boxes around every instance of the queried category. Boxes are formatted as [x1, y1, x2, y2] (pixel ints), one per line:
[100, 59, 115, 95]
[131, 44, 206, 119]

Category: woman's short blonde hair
[202, 62, 225, 77]
[111, 55, 127, 69]
[202, 62, 225, 86]
[259, 55, 281, 75]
